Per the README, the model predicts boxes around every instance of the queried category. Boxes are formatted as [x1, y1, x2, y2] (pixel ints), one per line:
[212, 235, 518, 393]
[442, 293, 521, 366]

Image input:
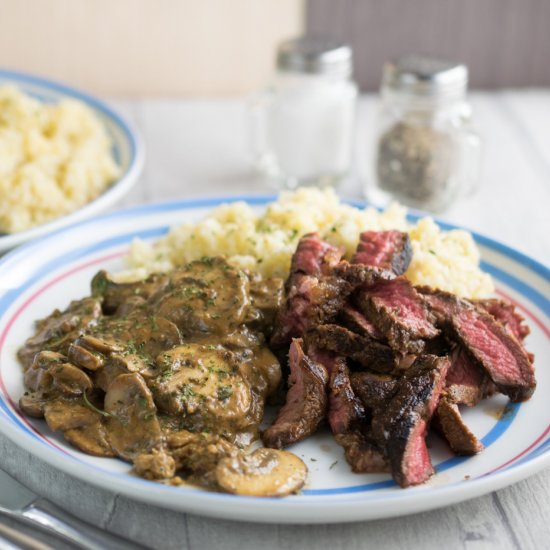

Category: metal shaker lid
[382, 55, 468, 98]
[277, 36, 353, 78]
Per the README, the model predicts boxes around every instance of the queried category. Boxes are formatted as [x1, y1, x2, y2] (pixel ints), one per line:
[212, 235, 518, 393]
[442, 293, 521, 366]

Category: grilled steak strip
[332, 261, 395, 288]
[451, 307, 535, 401]
[339, 304, 385, 341]
[372, 355, 451, 488]
[476, 298, 534, 363]
[350, 372, 399, 411]
[262, 338, 328, 448]
[352, 230, 413, 276]
[307, 324, 396, 373]
[445, 346, 487, 407]
[434, 398, 483, 455]
[310, 348, 389, 473]
[310, 350, 365, 435]
[288, 232, 343, 279]
[334, 432, 389, 473]
[271, 233, 349, 347]
[356, 277, 439, 354]
[418, 287, 536, 402]
[476, 298, 530, 341]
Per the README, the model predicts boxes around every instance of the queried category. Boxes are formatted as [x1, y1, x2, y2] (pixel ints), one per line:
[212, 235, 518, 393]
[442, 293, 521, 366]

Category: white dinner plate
[0, 196, 549, 524]
[0, 69, 144, 253]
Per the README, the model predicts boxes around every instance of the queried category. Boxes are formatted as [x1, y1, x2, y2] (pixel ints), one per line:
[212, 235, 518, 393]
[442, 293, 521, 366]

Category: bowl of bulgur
[0, 70, 144, 253]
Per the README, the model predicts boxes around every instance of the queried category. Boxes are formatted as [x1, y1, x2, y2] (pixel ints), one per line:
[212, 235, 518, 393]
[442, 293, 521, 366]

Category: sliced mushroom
[169, 432, 239, 488]
[75, 334, 125, 354]
[91, 270, 169, 314]
[19, 392, 47, 418]
[68, 343, 104, 371]
[109, 353, 148, 374]
[215, 448, 307, 497]
[64, 424, 115, 457]
[133, 449, 176, 480]
[134, 317, 183, 358]
[23, 350, 66, 391]
[42, 398, 114, 457]
[31, 350, 67, 368]
[94, 360, 131, 392]
[81, 316, 182, 379]
[44, 399, 101, 431]
[49, 363, 93, 397]
[151, 258, 251, 336]
[152, 344, 253, 436]
[115, 296, 148, 317]
[17, 298, 101, 368]
[104, 373, 162, 460]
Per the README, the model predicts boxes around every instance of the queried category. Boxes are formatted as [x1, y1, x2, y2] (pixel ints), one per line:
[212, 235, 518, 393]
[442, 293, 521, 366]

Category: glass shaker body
[251, 71, 358, 189]
[367, 89, 481, 212]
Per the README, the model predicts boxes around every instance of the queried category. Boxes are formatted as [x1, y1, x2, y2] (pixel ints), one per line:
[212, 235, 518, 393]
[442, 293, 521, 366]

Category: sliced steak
[451, 307, 535, 402]
[356, 277, 439, 354]
[339, 304, 384, 340]
[332, 261, 394, 288]
[419, 287, 536, 402]
[288, 232, 343, 279]
[307, 349, 365, 435]
[334, 432, 389, 473]
[476, 298, 534, 362]
[352, 230, 412, 276]
[273, 275, 352, 347]
[307, 324, 396, 373]
[416, 285, 463, 325]
[445, 346, 487, 407]
[310, 348, 388, 474]
[372, 355, 451, 488]
[271, 234, 348, 346]
[434, 398, 483, 455]
[262, 338, 328, 448]
[350, 371, 399, 411]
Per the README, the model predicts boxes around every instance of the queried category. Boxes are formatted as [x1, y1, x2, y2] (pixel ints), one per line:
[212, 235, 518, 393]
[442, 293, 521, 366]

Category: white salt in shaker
[250, 36, 357, 189]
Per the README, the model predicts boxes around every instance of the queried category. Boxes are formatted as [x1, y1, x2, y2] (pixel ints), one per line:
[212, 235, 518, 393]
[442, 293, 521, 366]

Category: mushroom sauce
[17, 257, 307, 497]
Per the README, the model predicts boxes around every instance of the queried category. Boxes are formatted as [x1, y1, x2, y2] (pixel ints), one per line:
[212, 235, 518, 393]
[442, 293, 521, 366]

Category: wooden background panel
[307, 0, 550, 90]
[0, 0, 304, 96]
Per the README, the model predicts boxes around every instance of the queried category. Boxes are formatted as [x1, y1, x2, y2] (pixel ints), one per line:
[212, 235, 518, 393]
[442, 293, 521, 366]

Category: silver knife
[0, 467, 148, 549]
[0, 521, 57, 550]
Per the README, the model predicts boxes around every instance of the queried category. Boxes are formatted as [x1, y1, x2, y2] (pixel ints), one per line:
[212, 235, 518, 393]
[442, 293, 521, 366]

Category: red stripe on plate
[0, 251, 124, 454]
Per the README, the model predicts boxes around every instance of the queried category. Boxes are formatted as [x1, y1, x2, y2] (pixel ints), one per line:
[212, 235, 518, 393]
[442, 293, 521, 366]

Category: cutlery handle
[22, 498, 147, 550]
[0, 520, 56, 550]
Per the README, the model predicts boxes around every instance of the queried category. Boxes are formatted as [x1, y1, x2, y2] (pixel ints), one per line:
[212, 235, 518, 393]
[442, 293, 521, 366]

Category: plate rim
[0, 67, 145, 251]
[0, 195, 549, 523]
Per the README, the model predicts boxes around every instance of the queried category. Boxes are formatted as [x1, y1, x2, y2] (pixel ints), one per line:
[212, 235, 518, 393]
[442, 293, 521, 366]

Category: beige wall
[0, 0, 304, 96]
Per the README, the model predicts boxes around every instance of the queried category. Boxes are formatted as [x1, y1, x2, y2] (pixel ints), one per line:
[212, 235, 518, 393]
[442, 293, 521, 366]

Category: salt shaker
[367, 55, 481, 212]
[250, 36, 358, 189]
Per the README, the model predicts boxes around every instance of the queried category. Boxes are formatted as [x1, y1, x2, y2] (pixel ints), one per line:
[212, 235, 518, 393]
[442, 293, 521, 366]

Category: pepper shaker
[249, 36, 358, 189]
[367, 55, 481, 212]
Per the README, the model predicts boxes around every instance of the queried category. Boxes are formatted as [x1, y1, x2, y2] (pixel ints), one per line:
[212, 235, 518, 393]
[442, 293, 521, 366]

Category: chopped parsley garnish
[217, 385, 233, 401]
[180, 384, 196, 402]
[83, 391, 112, 418]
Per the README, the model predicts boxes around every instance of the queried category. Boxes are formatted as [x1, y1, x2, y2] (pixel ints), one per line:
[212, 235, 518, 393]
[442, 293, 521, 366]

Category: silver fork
[0, 466, 148, 550]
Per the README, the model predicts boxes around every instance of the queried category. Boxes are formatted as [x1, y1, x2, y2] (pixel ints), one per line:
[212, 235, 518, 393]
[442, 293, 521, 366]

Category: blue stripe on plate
[480, 260, 550, 317]
[0, 227, 168, 314]
[0, 198, 548, 498]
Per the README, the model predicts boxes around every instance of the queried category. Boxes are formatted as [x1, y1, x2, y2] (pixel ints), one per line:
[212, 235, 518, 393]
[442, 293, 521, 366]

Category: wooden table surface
[1, 91, 549, 550]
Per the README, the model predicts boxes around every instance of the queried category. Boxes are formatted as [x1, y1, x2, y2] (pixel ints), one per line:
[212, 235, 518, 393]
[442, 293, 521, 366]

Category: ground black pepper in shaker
[367, 56, 481, 212]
